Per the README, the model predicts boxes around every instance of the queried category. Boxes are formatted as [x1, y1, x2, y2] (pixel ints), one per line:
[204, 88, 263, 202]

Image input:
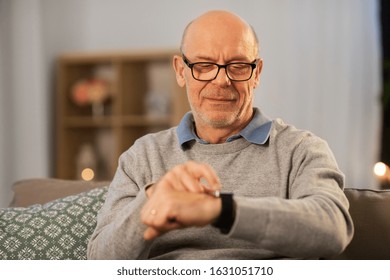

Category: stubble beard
[194, 107, 239, 128]
[188, 85, 246, 129]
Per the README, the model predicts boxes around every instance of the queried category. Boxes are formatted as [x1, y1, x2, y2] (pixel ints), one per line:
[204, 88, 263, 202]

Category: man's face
[174, 18, 262, 130]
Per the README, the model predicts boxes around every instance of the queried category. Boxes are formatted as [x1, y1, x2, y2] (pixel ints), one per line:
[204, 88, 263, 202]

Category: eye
[194, 63, 216, 72]
[229, 64, 249, 73]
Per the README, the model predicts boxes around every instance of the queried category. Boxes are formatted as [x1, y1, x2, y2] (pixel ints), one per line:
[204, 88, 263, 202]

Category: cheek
[236, 84, 254, 104]
[186, 80, 207, 104]
[185, 84, 201, 107]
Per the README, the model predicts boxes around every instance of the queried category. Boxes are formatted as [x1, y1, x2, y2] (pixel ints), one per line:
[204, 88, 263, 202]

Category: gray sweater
[87, 117, 354, 259]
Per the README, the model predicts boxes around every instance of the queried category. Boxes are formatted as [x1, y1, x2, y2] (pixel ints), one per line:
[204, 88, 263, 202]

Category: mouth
[200, 87, 238, 104]
[204, 96, 235, 102]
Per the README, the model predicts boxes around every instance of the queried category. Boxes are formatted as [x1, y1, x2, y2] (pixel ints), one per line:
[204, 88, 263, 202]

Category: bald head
[180, 10, 259, 58]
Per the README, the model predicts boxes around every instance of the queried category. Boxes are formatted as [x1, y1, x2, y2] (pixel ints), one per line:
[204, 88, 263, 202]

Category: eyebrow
[192, 55, 216, 62]
[192, 54, 252, 63]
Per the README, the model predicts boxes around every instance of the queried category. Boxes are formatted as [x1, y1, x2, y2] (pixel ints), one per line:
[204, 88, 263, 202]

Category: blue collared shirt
[177, 108, 272, 148]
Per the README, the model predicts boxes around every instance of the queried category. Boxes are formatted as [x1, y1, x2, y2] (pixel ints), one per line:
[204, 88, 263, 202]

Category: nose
[212, 67, 231, 87]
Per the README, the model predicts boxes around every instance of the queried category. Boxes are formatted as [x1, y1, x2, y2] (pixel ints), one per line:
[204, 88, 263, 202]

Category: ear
[173, 55, 186, 87]
[252, 58, 263, 88]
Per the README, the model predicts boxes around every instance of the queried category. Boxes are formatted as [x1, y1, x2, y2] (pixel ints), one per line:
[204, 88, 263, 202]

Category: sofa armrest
[9, 178, 111, 207]
[335, 188, 390, 259]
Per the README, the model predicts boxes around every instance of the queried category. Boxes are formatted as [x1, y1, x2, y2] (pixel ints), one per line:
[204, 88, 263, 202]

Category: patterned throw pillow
[0, 186, 108, 260]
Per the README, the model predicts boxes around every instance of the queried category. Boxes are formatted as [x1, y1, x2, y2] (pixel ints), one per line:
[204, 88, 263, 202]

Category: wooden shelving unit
[56, 50, 189, 180]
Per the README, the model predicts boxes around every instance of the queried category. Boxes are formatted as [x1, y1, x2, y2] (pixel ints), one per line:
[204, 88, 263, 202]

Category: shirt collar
[177, 108, 272, 148]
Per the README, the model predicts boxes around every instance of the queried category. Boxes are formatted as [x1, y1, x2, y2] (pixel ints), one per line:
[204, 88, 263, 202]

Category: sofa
[1, 178, 389, 260]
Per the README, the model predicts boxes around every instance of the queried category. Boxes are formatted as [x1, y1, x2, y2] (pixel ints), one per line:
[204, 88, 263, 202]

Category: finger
[161, 163, 213, 193]
[166, 167, 203, 193]
[173, 167, 205, 193]
[141, 204, 166, 227]
[141, 199, 180, 230]
[143, 226, 162, 240]
[185, 161, 221, 191]
[154, 162, 221, 194]
[143, 217, 181, 240]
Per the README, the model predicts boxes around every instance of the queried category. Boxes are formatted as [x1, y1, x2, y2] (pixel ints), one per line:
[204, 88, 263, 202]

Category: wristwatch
[212, 193, 235, 234]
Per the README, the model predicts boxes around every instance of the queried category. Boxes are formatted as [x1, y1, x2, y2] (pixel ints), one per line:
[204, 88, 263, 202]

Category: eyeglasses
[182, 54, 260, 82]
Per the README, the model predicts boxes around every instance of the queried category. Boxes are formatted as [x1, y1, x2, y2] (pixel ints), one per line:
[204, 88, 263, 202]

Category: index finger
[184, 161, 221, 191]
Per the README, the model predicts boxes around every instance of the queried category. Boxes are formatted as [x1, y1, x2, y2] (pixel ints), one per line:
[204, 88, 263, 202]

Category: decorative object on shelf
[71, 78, 111, 117]
[76, 143, 97, 181]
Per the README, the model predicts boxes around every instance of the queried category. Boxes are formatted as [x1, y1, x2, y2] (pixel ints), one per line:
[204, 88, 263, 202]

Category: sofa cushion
[0, 186, 108, 260]
[336, 188, 390, 259]
[10, 178, 110, 207]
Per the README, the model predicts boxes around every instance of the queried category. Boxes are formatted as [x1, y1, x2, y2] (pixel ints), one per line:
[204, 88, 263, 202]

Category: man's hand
[141, 161, 222, 240]
[146, 161, 221, 196]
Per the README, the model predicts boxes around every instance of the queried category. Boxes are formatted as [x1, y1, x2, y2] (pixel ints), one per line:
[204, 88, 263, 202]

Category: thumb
[143, 227, 162, 240]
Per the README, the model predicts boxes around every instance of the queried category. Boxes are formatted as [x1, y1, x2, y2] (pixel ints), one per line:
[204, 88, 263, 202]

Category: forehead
[183, 16, 257, 60]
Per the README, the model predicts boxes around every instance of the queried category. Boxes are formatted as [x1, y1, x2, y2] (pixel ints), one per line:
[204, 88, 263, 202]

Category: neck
[195, 111, 254, 144]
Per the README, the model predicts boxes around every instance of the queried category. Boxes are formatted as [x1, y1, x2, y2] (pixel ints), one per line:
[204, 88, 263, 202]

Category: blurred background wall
[0, 0, 382, 207]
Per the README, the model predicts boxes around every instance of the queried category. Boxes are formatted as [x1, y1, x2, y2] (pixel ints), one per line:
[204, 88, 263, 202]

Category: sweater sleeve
[228, 135, 354, 259]
[87, 150, 153, 259]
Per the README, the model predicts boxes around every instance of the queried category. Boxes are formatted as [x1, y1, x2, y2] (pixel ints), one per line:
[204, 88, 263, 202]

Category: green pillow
[0, 186, 108, 260]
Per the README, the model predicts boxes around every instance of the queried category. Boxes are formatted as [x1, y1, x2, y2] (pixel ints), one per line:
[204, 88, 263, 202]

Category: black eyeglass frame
[182, 54, 260, 82]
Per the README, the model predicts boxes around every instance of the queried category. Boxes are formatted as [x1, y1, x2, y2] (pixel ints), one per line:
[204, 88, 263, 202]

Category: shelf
[64, 116, 115, 128]
[121, 115, 171, 126]
[63, 115, 171, 128]
[56, 49, 190, 180]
